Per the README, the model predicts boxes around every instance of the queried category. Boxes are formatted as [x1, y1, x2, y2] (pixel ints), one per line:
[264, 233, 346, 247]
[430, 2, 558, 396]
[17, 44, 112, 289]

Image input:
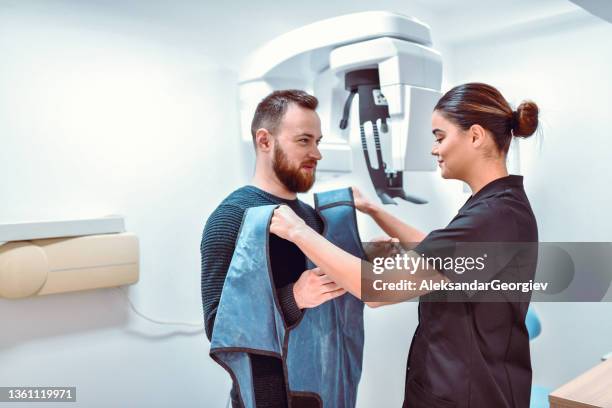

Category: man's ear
[469, 124, 487, 149]
[255, 128, 273, 153]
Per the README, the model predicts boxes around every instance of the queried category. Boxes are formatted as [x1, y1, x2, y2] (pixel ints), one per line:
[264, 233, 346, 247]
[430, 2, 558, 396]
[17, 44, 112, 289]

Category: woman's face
[431, 110, 474, 180]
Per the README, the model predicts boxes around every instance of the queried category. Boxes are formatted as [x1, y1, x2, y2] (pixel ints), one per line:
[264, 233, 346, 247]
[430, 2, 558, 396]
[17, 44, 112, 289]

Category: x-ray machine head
[239, 11, 443, 204]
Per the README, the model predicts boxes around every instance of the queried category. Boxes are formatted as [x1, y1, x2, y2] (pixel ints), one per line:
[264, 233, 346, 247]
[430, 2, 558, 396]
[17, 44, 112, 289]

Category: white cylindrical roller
[0, 233, 139, 299]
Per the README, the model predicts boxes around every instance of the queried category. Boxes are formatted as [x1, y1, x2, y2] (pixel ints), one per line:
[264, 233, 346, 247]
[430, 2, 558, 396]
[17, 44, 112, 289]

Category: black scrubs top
[405, 175, 538, 408]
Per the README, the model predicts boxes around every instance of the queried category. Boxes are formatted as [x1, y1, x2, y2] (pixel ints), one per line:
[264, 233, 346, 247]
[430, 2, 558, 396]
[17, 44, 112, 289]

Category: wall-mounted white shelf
[0, 215, 125, 242]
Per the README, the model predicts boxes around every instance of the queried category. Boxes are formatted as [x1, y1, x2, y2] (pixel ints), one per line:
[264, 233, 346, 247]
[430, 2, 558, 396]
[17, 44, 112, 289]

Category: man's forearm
[277, 283, 302, 327]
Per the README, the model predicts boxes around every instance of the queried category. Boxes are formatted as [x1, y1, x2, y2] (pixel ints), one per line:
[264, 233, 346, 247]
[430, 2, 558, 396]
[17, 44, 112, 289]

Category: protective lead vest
[210, 188, 365, 408]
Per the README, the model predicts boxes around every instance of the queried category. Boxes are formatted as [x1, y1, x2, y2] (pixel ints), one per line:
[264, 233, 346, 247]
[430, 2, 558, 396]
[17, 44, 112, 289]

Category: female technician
[270, 83, 540, 408]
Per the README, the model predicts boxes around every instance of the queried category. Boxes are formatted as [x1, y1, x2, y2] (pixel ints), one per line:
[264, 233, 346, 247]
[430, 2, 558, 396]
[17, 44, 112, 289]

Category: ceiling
[0, 0, 597, 67]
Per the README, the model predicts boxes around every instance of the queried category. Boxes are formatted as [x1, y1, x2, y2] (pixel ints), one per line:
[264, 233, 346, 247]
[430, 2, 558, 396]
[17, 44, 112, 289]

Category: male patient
[200, 90, 346, 407]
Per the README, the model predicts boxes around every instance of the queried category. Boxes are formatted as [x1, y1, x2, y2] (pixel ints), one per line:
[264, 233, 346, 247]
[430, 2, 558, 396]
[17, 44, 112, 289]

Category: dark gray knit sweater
[201, 185, 323, 407]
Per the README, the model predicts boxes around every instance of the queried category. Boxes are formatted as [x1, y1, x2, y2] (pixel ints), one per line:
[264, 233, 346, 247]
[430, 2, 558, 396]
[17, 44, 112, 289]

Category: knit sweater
[201, 185, 323, 407]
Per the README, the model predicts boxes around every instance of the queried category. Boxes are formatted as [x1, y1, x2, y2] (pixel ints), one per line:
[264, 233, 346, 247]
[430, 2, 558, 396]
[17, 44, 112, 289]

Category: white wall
[447, 8, 612, 389]
[0, 5, 243, 408]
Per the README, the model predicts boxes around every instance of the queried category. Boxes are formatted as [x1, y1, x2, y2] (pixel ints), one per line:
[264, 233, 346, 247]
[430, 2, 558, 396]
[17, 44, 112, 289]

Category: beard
[272, 143, 316, 193]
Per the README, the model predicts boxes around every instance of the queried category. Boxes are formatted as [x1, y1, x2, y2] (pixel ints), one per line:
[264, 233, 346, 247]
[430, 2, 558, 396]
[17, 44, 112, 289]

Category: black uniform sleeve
[414, 200, 519, 285]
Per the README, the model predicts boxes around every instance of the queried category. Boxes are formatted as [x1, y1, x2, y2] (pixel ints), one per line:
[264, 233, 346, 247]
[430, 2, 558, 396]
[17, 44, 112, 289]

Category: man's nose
[311, 145, 322, 161]
[431, 145, 438, 157]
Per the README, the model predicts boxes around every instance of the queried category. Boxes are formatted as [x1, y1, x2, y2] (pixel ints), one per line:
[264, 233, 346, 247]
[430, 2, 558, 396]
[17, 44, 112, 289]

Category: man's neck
[251, 165, 297, 200]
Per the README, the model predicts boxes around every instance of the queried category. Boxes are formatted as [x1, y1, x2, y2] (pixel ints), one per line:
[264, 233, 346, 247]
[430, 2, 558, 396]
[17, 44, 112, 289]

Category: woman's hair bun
[513, 100, 539, 138]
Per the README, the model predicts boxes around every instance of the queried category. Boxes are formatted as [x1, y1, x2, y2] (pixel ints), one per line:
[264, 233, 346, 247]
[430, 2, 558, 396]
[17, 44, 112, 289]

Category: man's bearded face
[272, 141, 317, 193]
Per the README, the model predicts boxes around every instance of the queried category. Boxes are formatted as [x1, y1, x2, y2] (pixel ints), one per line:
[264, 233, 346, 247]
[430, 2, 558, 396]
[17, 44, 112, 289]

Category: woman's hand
[270, 205, 307, 242]
[363, 236, 402, 261]
[351, 186, 378, 214]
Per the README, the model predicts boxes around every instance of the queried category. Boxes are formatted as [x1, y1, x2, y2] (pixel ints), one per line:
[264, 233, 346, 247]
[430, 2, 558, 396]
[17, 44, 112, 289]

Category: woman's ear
[255, 128, 273, 152]
[469, 124, 487, 149]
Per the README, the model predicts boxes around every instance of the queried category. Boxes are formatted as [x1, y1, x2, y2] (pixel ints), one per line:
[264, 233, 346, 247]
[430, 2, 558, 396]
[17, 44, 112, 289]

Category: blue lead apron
[210, 188, 365, 407]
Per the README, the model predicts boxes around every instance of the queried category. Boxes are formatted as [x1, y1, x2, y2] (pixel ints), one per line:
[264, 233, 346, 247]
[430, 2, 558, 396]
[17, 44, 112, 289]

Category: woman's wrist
[364, 201, 381, 216]
[288, 222, 312, 245]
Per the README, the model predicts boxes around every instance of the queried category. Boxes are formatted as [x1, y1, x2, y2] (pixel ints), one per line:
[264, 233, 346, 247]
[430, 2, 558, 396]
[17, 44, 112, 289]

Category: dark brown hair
[251, 89, 318, 146]
[434, 83, 539, 154]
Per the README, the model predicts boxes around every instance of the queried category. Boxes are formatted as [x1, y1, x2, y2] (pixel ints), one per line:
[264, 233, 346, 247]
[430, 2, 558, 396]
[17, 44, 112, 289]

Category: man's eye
[436, 138, 443, 144]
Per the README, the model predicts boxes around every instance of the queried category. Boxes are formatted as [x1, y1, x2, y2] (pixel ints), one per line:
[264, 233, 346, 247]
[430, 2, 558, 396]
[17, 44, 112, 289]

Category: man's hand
[351, 186, 378, 215]
[271, 205, 307, 242]
[293, 267, 346, 309]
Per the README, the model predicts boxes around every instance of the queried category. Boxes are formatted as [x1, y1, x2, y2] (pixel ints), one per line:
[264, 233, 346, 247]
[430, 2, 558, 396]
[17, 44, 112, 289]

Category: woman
[271, 83, 539, 408]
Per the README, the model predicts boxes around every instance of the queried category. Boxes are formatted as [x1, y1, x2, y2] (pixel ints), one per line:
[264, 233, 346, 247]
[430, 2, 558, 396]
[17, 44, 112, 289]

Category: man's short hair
[250, 90, 318, 146]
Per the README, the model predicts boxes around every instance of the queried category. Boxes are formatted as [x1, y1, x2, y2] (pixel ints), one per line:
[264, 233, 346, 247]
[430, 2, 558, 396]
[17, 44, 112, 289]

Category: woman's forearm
[289, 225, 362, 298]
[285, 222, 447, 305]
[365, 203, 427, 243]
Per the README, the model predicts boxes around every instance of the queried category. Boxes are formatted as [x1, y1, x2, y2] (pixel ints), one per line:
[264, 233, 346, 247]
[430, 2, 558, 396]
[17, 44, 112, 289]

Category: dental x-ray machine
[239, 11, 442, 204]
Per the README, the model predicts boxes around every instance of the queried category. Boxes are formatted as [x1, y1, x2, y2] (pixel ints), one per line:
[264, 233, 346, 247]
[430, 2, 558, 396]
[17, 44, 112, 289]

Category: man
[201, 90, 346, 407]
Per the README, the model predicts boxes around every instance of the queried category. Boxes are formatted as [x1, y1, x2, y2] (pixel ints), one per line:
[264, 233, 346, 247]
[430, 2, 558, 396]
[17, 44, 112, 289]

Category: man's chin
[273, 162, 316, 193]
[296, 179, 315, 193]
[294, 174, 315, 193]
